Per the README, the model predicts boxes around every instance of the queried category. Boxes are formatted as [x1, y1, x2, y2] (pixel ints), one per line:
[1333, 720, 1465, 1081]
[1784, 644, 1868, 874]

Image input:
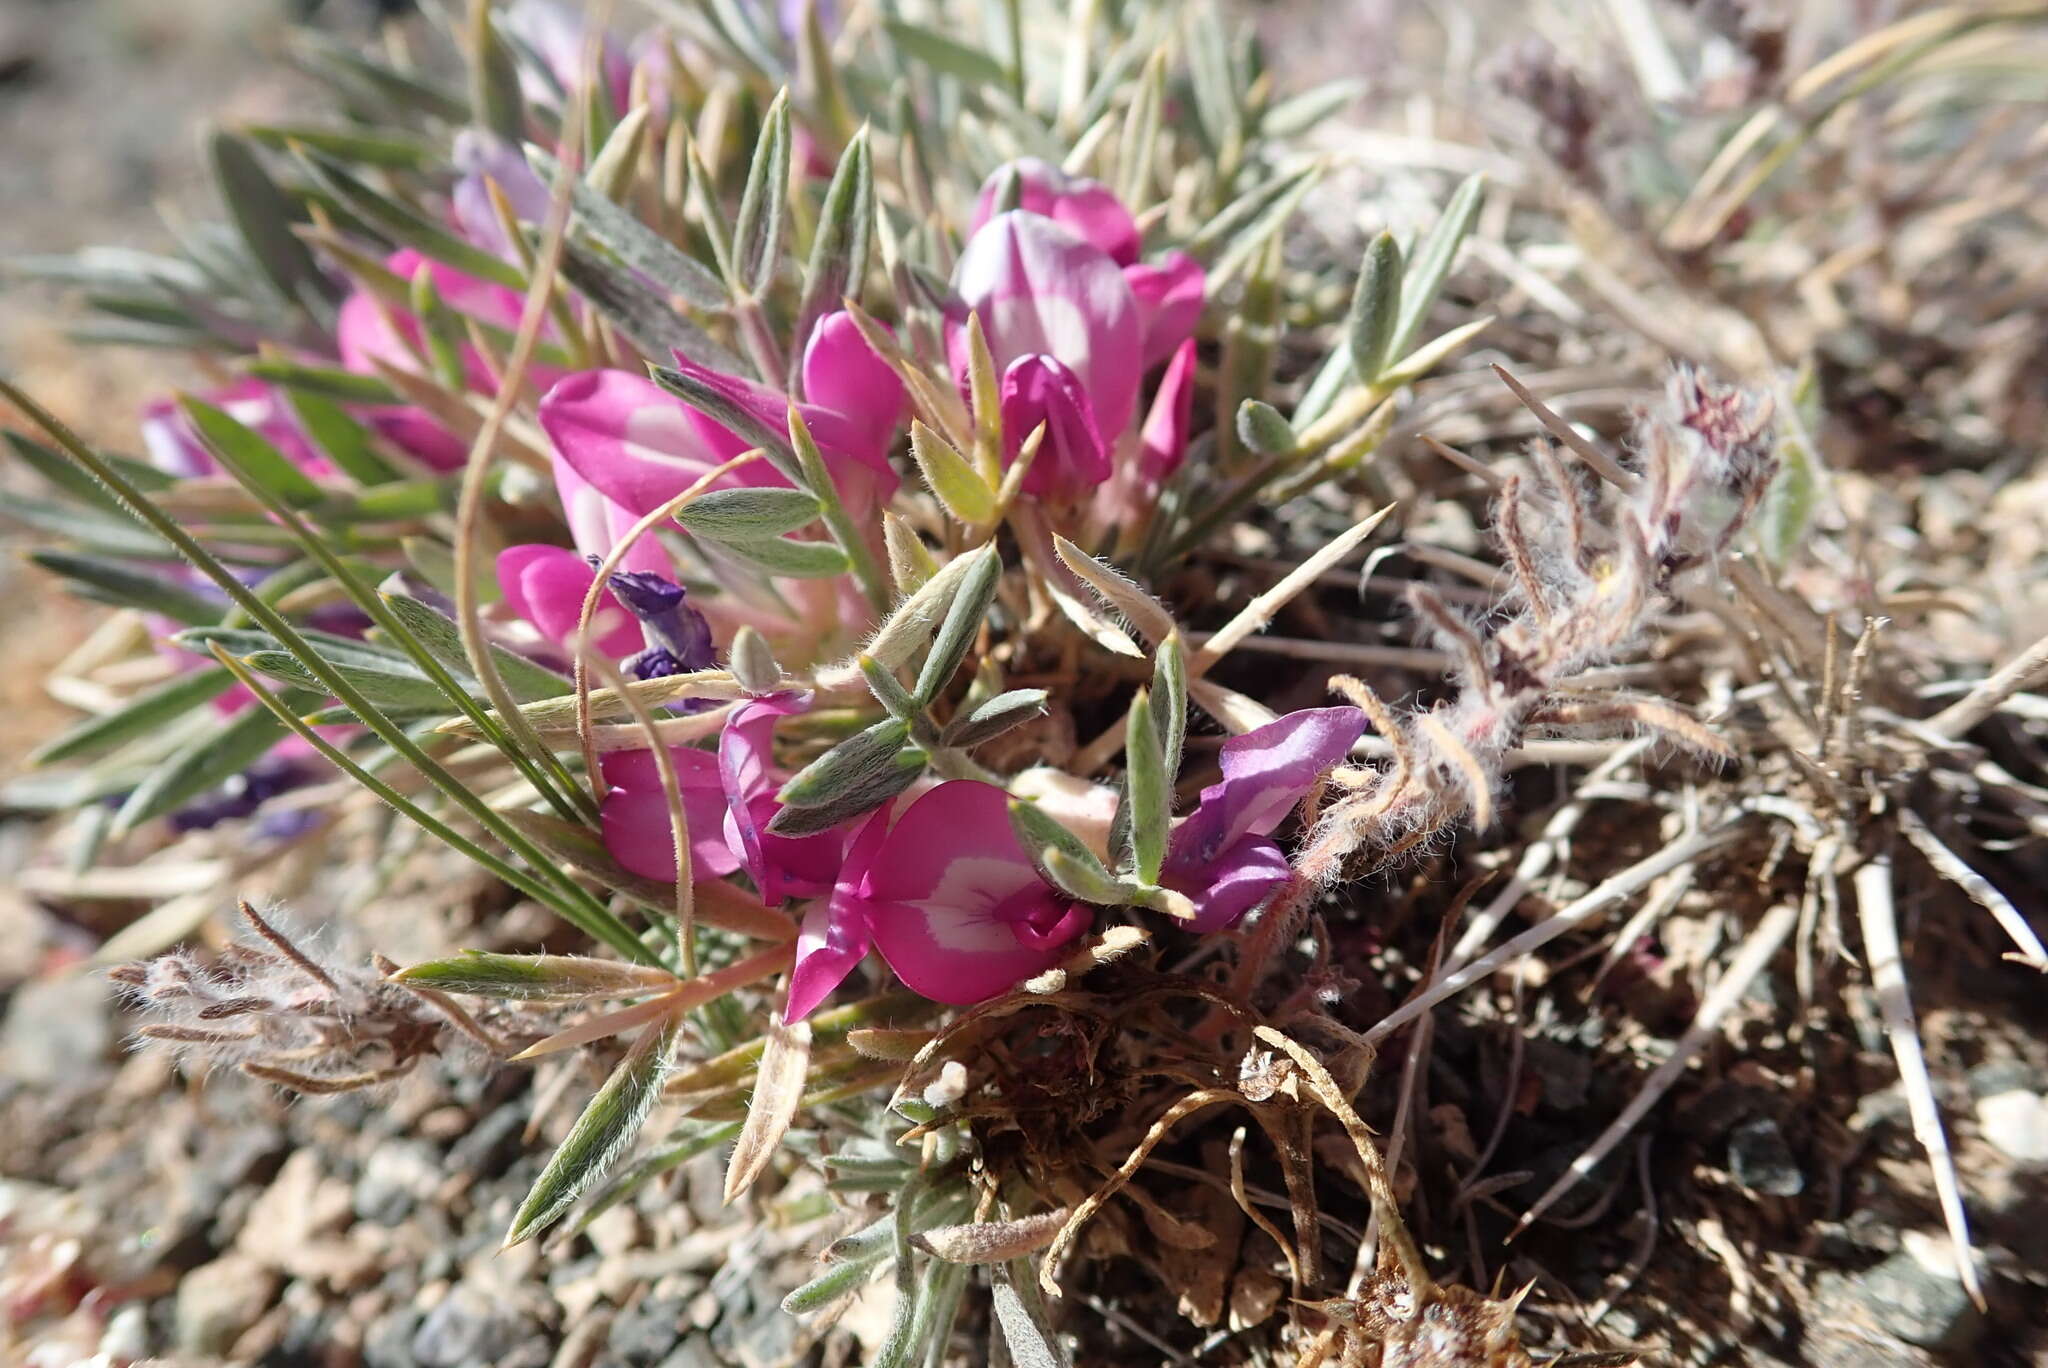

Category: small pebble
[1975, 1089, 2048, 1166]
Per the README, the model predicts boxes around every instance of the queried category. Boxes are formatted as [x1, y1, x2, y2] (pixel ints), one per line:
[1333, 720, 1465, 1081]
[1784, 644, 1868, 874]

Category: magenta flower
[335, 248, 565, 471]
[601, 693, 849, 908]
[1139, 338, 1199, 480]
[141, 379, 331, 480]
[1162, 707, 1365, 932]
[538, 311, 901, 522]
[971, 158, 1141, 266]
[951, 177, 1205, 501]
[783, 780, 1093, 1016]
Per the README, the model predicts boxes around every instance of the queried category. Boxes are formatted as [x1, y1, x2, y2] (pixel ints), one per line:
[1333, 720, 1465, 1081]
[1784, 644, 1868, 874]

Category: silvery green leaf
[239, 649, 452, 712]
[1187, 164, 1319, 277]
[584, 105, 651, 201]
[505, 1009, 683, 1246]
[794, 127, 873, 360]
[175, 625, 409, 677]
[572, 1120, 746, 1236]
[990, 1261, 1071, 1368]
[1235, 399, 1295, 457]
[555, 240, 745, 372]
[939, 689, 1048, 749]
[909, 421, 996, 526]
[732, 89, 792, 299]
[1184, 2, 1239, 156]
[1376, 315, 1492, 388]
[783, 1255, 879, 1316]
[526, 146, 729, 312]
[649, 364, 798, 477]
[291, 33, 468, 123]
[1261, 78, 1367, 137]
[729, 625, 782, 695]
[113, 695, 313, 833]
[715, 534, 850, 579]
[296, 151, 525, 291]
[768, 743, 925, 837]
[1391, 172, 1485, 360]
[243, 123, 436, 170]
[6, 430, 171, 510]
[182, 396, 326, 508]
[676, 487, 822, 540]
[778, 718, 913, 810]
[393, 952, 677, 1001]
[1124, 688, 1169, 885]
[860, 655, 920, 722]
[1347, 231, 1403, 385]
[378, 588, 573, 702]
[883, 20, 1009, 88]
[208, 130, 335, 316]
[467, 3, 526, 143]
[283, 390, 398, 486]
[244, 359, 403, 406]
[28, 665, 235, 769]
[28, 549, 223, 625]
[1151, 635, 1187, 781]
[1008, 798, 1115, 903]
[1759, 423, 1821, 568]
[914, 541, 1000, 705]
[4, 497, 179, 561]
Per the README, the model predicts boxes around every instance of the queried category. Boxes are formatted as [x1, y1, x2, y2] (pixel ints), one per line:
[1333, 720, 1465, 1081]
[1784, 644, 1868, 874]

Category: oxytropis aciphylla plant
[1302, 365, 1774, 884]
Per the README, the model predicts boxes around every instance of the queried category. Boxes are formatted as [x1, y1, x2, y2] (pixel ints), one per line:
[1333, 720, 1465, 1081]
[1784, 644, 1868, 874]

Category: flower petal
[1124, 250, 1206, 371]
[953, 211, 1141, 443]
[787, 896, 871, 1023]
[972, 158, 1140, 266]
[1168, 706, 1365, 875]
[540, 368, 774, 517]
[1182, 835, 1293, 933]
[1138, 338, 1198, 480]
[999, 354, 1111, 500]
[862, 781, 1086, 1005]
[496, 544, 642, 658]
[551, 454, 674, 577]
[801, 310, 904, 437]
[597, 745, 739, 882]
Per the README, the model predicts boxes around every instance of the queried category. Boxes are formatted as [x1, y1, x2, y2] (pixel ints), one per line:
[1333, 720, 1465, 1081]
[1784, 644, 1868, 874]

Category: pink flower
[538, 311, 901, 522]
[971, 158, 1140, 266]
[140, 380, 331, 480]
[1162, 707, 1365, 932]
[334, 248, 563, 471]
[1139, 339, 1198, 480]
[496, 545, 644, 661]
[601, 692, 849, 907]
[783, 780, 1093, 1016]
[502, 0, 634, 111]
[951, 201, 1205, 501]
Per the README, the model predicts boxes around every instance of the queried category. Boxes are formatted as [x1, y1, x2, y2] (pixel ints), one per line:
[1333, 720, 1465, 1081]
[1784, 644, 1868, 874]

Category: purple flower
[451, 130, 551, 259]
[141, 379, 331, 480]
[501, 0, 634, 111]
[1162, 707, 1365, 932]
[608, 569, 717, 680]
